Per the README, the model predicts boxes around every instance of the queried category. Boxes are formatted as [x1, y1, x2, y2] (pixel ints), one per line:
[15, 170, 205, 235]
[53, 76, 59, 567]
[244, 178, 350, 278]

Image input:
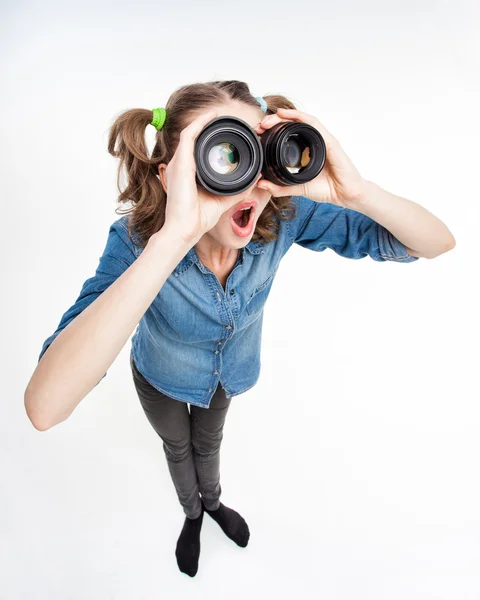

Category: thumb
[256, 179, 285, 197]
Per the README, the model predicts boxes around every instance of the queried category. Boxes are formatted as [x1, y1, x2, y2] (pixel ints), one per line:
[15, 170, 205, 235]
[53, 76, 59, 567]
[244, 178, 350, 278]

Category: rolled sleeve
[286, 195, 419, 263]
[376, 226, 419, 262]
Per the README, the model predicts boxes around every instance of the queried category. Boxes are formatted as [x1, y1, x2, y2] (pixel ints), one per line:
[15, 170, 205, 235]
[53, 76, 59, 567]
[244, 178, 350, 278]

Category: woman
[24, 80, 455, 578]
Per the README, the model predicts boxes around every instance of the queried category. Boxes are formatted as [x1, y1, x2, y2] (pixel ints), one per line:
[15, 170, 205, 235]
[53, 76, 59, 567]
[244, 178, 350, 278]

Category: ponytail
[107, 108, 166, 245]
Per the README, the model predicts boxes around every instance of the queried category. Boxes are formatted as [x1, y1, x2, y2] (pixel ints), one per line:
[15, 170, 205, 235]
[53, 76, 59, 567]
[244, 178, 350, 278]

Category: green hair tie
[151, 107, 166, 131]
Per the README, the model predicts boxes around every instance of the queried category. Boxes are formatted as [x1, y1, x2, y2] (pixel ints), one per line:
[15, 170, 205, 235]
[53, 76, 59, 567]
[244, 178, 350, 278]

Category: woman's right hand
[160, 109, 245, 244]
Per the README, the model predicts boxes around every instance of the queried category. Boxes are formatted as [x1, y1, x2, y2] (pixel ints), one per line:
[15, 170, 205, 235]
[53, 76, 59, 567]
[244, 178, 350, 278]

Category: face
[185, 101, 271, 251]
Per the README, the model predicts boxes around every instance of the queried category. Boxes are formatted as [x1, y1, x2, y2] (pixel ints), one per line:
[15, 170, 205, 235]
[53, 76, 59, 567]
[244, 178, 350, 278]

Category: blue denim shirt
[38, 195, 419, 408]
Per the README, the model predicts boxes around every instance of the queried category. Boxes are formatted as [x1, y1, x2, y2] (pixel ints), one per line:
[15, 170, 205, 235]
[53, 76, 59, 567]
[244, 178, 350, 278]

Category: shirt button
[209, 388, 213, 392]
[225, 325, 232, 329]
[213, 370, 218, 374]
[217, 341, 222, 345]
[215, 350, 219, 354]
[230, 289, 235, 295]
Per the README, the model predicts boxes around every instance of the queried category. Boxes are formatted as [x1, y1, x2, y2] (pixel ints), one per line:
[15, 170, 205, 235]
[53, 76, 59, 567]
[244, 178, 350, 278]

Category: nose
[232, 174, 263, 204]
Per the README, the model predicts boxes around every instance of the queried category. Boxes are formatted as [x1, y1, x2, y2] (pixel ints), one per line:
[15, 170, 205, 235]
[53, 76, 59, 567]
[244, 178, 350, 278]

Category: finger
[274, 108, 317, 127]
[176, 109, 218, 164]
[256, 178, 301, 198]
[275, 108, 336, 146]
[256, 113, 291, 133]
[183, 108, 218, 139]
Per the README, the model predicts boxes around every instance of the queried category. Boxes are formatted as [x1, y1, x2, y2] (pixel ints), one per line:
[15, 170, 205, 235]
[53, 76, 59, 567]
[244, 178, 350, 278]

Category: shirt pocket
[245, 267, 278, 317]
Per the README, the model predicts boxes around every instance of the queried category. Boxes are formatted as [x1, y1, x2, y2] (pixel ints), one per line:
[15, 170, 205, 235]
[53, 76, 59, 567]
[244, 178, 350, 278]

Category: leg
[192, 384, 250, 548]
[190, 381, 232, 511]
[130, 353, 202, 519]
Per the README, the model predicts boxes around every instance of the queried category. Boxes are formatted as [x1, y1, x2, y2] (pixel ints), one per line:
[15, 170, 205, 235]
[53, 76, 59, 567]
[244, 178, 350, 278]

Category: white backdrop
[2, 0, 478, 598]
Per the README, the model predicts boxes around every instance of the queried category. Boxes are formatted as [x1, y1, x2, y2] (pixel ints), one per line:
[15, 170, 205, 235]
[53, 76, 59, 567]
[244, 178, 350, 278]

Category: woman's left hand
[254, 108, 367, 207]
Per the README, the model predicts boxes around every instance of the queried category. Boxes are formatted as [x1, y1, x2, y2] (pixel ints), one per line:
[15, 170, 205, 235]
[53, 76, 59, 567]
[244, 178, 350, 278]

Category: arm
[255, 108, 455, 260]
[344, 180, 456, 259]
[286, 195, 421, 262]
[24, 221, 192, 431]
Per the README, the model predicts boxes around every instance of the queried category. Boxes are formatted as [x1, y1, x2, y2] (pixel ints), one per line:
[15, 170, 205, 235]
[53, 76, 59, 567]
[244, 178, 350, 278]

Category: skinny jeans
[130, 352, 232, 519]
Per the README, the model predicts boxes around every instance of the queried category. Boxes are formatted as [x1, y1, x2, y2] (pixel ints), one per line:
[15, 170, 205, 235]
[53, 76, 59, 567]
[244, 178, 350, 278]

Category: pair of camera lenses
[194, 115, 326, 196]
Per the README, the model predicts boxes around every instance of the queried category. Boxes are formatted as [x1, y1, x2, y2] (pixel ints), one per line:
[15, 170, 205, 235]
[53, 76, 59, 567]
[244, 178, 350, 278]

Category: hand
[254, 108, 367, 207]
[160, 110, 247, 243]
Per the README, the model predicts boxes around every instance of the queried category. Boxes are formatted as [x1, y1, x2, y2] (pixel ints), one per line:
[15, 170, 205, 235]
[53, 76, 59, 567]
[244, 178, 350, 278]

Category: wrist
[149, 223, 198, 253]
[343, 179, 377, 212]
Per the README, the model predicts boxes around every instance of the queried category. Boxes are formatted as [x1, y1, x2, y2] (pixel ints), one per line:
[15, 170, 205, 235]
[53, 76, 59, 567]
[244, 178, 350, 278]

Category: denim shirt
[38, 195, 419, 408]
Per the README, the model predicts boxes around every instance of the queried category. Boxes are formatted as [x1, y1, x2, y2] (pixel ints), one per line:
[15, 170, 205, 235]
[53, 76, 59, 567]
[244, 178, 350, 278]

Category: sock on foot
[202, 500, 250, 547]
[175, 505, 204, 577]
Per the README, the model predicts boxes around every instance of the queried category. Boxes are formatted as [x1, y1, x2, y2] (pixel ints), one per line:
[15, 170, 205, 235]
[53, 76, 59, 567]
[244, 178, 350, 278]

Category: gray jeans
[130, 352, 232, 519]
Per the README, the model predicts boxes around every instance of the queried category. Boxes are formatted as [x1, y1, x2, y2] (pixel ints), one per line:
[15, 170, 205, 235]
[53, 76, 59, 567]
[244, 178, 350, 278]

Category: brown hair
[107, 80, 298, 249]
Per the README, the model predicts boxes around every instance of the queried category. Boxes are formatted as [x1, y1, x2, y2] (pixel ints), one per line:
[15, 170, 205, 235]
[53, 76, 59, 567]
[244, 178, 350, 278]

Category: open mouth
[232, 206, 252, 228]
[230, 204, 256, 237]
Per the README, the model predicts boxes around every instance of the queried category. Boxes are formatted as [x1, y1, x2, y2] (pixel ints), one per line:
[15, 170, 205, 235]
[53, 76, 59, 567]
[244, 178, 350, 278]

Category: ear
[158, 163, 168, 193]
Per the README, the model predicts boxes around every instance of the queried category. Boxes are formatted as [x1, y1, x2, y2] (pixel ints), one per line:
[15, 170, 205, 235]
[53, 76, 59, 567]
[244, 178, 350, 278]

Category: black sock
[202, 500, 250, 547]
[175, 505, 204, 577]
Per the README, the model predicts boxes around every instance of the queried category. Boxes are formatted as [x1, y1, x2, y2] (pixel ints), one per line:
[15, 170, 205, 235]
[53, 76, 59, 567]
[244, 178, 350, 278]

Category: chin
[225, 232, 254, 248]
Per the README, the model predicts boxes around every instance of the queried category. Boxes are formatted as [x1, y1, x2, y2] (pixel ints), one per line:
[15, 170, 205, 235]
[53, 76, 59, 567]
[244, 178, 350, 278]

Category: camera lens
[261, 121, 326, 186]
[194, 116, 263, 196]
[194, 115, 326, 196]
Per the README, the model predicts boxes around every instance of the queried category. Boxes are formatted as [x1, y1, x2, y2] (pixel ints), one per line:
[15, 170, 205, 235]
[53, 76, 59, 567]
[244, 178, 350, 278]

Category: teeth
[240, 206, 251, 211]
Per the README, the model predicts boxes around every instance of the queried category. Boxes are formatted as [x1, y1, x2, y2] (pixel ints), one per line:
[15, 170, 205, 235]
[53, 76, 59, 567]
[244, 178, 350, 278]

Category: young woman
[24, 80, 455, 578]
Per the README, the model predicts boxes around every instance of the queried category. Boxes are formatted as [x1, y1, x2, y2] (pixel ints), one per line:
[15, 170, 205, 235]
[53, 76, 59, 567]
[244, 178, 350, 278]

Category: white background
[2, 0, 478, 598]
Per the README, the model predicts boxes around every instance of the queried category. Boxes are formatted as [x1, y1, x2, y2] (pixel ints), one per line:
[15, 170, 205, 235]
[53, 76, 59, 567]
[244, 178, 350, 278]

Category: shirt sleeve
[285, 195, 419, 262]
[37, 218, 138, 386]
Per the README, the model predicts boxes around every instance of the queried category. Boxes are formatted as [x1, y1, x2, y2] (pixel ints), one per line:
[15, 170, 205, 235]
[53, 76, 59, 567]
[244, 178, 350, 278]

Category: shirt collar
[172, 238, 265, 276]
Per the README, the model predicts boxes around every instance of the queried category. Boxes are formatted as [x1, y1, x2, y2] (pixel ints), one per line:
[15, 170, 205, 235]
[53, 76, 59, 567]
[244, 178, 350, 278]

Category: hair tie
[151, 107, 167, 131]
[255, 96, 268, 113]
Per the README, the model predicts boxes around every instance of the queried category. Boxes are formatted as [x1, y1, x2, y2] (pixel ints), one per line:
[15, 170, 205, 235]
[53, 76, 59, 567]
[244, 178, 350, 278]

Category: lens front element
[207, 142, 240, 175]
[282, 134, 312, 173]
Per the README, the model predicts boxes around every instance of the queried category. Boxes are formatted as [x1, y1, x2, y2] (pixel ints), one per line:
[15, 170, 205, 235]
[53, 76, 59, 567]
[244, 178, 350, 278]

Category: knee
[191, 429, 223, 456]
[163, 438, 193, 463]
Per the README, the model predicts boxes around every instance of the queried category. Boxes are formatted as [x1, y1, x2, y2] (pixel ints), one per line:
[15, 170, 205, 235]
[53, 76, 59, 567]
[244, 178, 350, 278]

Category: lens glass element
[207, 142, 240, 175]
[282, 135, 311, 174]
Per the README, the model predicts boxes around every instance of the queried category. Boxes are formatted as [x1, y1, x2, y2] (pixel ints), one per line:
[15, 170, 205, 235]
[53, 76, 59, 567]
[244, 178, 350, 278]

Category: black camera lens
[194, 116, 263, 196]
[260, 121, 326, 186]
[194, 115, 326, 196]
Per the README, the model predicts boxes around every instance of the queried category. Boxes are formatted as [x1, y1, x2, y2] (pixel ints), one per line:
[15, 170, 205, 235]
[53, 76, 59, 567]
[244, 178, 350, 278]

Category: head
[108, 80, 298, 250]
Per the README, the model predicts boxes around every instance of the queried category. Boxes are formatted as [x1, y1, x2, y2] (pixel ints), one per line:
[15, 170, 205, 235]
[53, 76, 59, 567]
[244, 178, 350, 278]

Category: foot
[202, 500, 250, 547]
[175, 504, 204, 577]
